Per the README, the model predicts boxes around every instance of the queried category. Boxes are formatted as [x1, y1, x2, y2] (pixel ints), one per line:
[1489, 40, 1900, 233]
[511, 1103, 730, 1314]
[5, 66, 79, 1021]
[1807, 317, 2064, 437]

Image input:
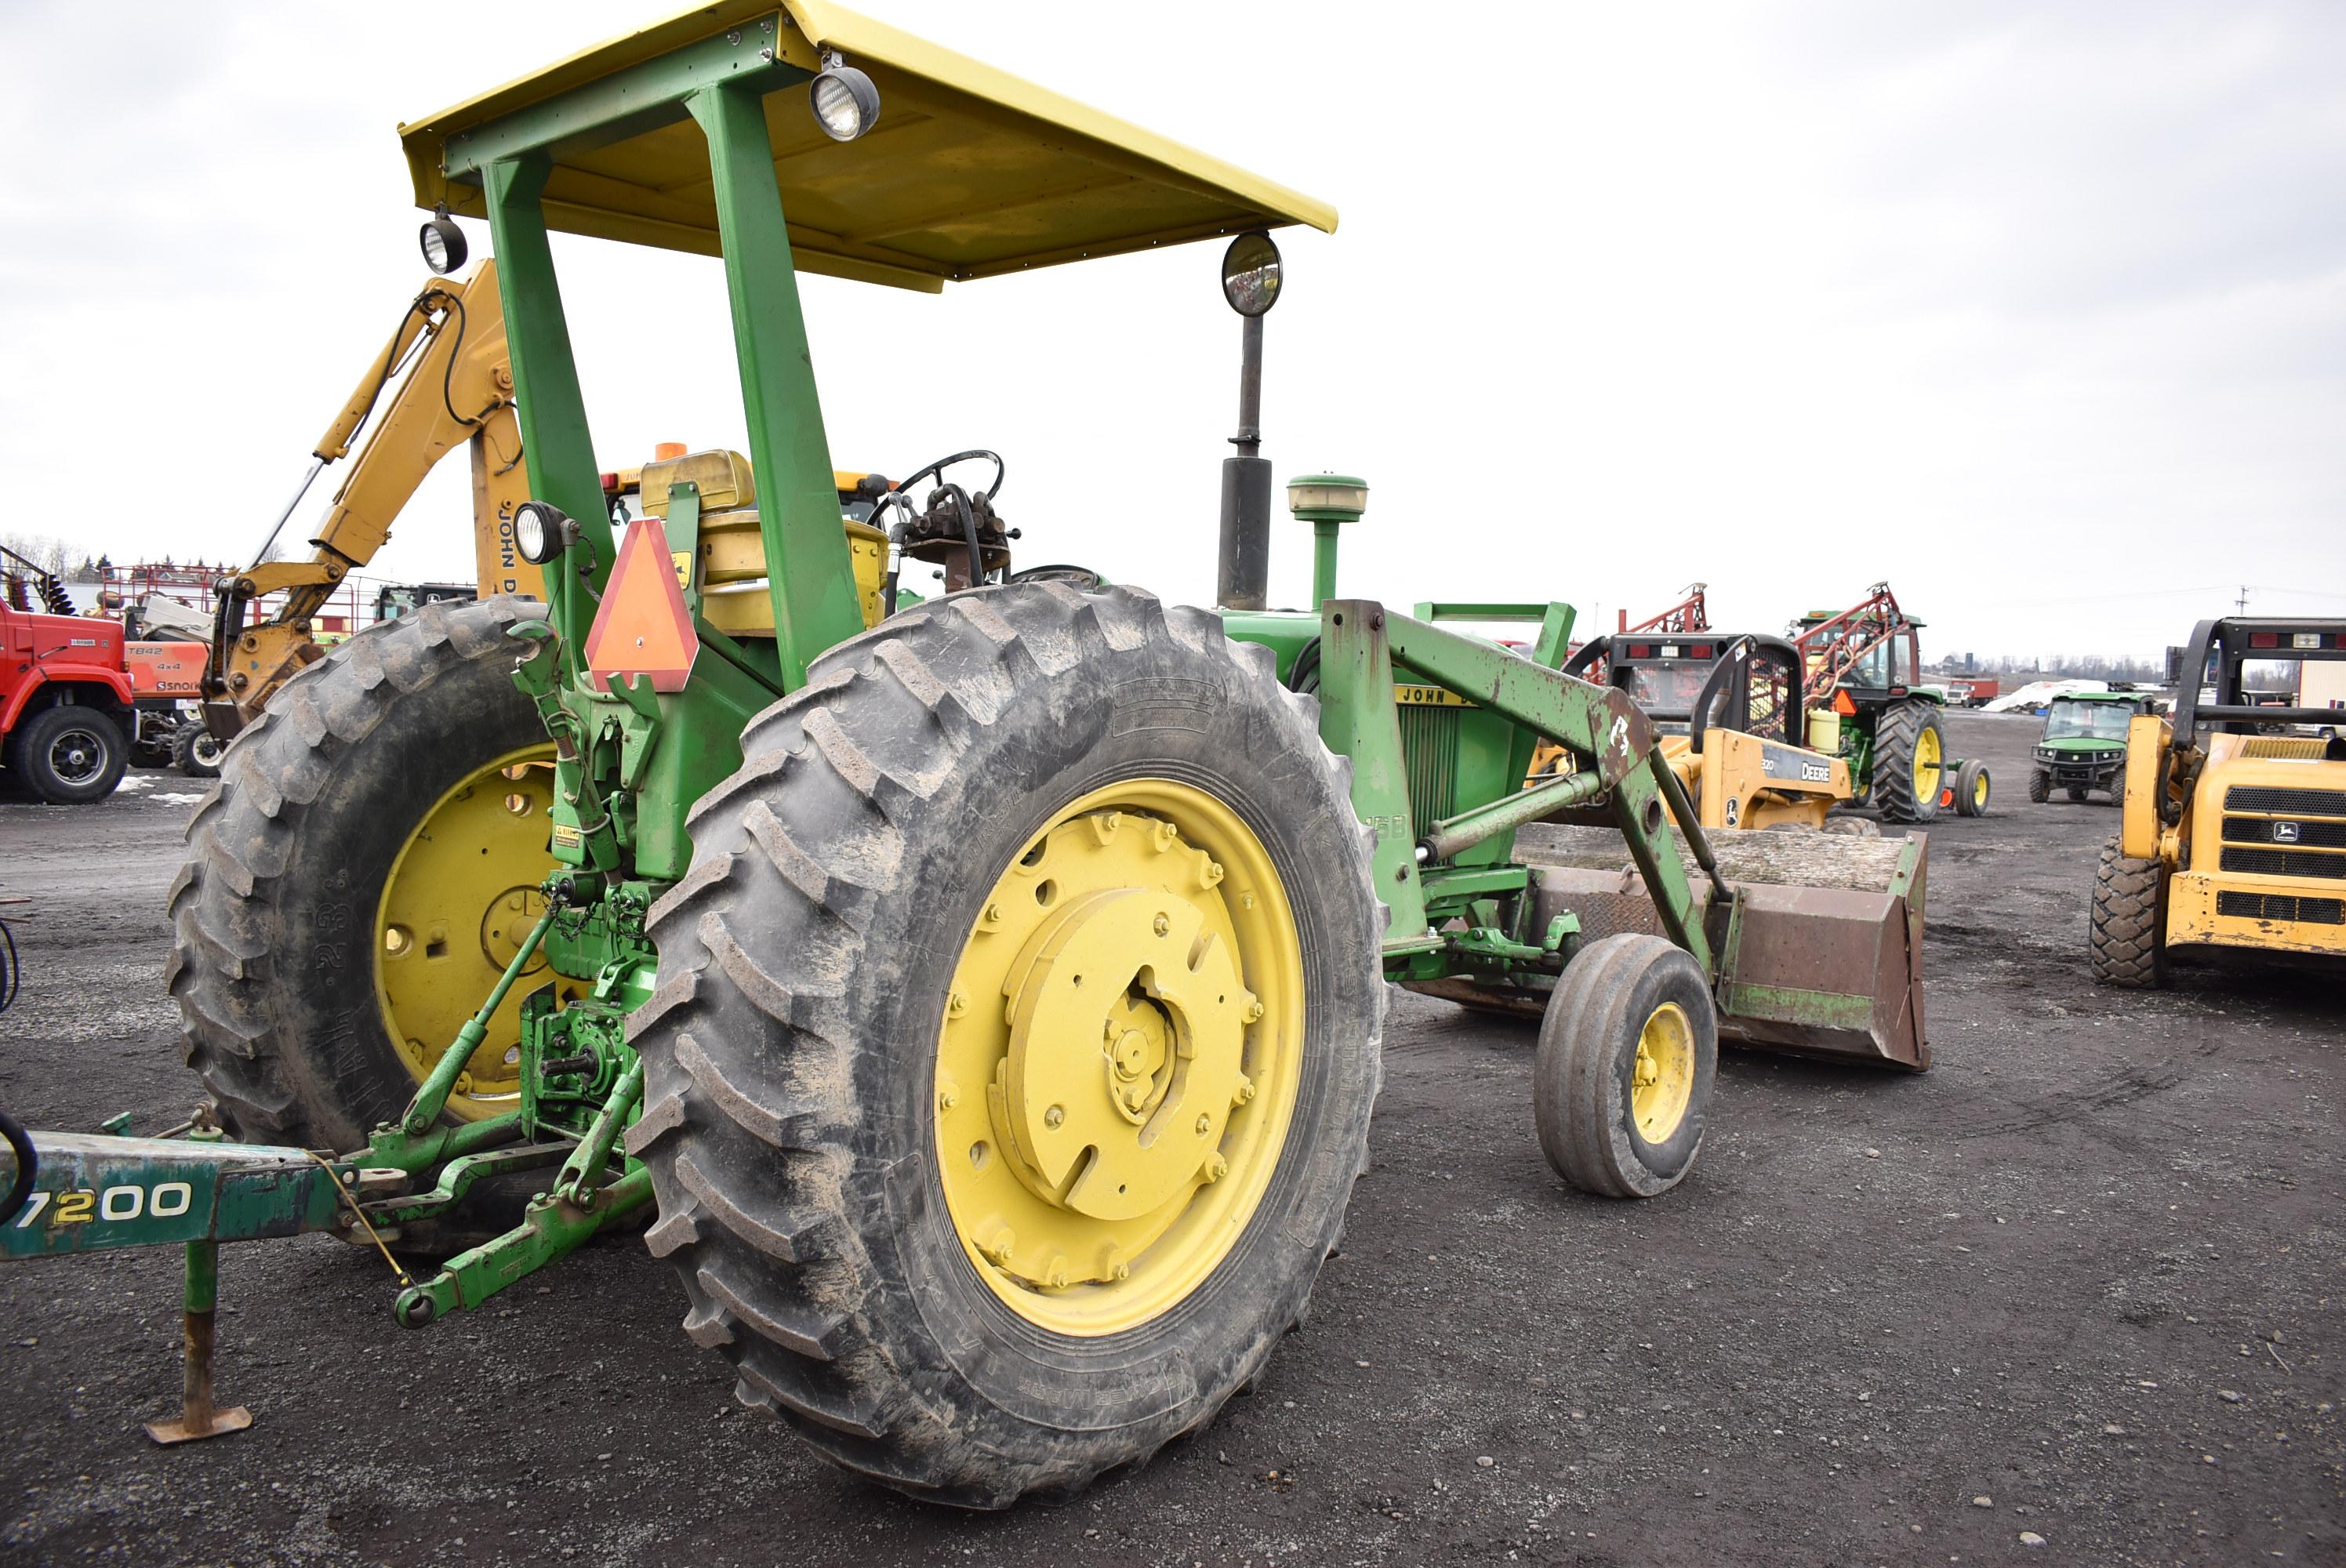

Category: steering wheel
[889, 449, 1004, 507]
[872, 451, 1010, 612]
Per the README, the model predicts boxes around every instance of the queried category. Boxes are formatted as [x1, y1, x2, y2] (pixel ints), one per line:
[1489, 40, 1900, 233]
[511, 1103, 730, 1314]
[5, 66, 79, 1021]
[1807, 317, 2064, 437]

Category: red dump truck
[2, 550, 208, 803]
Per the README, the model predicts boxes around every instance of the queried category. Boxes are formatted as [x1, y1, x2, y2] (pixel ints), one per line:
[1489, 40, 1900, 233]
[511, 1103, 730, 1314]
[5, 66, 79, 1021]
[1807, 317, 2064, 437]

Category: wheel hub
[376, 750, 557, 1116]
[995, 887, 1255, 1222]
[51, 730, 102, 783]
[934, 783, 1303, 1334]
[1630, 1001, 1694, 1143]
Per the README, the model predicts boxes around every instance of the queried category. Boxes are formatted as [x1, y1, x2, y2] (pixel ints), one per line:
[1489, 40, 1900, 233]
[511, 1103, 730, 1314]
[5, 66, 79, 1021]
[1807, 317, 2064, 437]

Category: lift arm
[206, 260, 531, 734]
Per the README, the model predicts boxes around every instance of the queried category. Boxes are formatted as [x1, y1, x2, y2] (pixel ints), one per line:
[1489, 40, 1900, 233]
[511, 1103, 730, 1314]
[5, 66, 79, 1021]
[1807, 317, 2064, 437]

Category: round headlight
[1221, 231, 1283, 317]
[419, 215, 467, 275]
[810, 61, 881, 143]
[513, 501, 571, 566]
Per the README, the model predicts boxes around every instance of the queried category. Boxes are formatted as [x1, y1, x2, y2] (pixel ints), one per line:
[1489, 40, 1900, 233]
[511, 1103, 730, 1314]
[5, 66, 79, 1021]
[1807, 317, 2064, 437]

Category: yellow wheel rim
[374, 744, 558, 1121]
[934, 779, 1305, 1338]
[1629, 1001, 1695, 1145]
[1912, 725, 1944, 803]
[1971, 771, 1989, 810]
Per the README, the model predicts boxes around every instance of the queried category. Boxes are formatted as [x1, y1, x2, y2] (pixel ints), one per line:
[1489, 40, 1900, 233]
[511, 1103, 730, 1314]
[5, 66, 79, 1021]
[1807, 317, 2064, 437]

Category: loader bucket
[1514, 822, 1930, 1069]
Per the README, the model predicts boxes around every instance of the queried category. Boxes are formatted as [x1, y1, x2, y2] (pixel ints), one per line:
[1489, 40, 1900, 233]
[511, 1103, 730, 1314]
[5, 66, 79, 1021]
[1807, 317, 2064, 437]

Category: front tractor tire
[1534, 935, 1717, 1199]
[627, 583, 1385, 1507]
[169, 597, 556, 1149]
[1868, 701, 1946, 824]
[1952, 757, 1991, 818]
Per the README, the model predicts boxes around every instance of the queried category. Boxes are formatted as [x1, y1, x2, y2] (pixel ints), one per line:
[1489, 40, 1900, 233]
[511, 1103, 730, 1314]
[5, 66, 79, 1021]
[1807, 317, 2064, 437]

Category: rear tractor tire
[2027, 768, 2051, 804]
[1868, 701, 1945, 824]
[2088, 835, 2166, 989]
[629, 583, 1385, 1508]
[1952, 758, 1990, 817]
[1534, 933, 1717, 1200]
[169, 596, 558, 1152]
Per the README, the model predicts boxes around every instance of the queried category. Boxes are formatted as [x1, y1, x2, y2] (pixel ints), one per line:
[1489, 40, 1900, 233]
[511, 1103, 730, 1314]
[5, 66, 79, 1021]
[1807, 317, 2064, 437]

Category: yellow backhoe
[202, 265, 895, 737]
[204, 263, 530, 735]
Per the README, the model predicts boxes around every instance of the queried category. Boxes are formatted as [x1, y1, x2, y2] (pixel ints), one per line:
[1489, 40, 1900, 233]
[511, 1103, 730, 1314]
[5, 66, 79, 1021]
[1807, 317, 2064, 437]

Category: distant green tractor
[1792, 584, 1990, 823]
[2029, 691, 2159, 803]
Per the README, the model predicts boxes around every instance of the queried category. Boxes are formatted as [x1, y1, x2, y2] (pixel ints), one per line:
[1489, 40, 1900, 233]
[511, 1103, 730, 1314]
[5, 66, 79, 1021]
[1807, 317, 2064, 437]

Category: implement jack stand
[145, 1240, 252, 1445]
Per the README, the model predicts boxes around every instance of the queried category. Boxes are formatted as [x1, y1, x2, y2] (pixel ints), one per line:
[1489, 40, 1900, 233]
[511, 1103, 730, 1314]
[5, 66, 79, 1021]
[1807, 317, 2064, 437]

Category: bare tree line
[1937, 652, 2168, 682]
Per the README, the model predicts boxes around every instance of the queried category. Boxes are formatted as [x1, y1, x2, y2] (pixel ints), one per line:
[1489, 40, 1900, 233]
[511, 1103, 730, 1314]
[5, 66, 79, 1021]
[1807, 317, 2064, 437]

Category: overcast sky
[3, 1, 2341, 660]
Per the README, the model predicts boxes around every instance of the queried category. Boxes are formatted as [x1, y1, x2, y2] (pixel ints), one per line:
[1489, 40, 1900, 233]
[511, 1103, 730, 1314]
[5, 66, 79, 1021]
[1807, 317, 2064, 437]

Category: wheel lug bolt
[1153, 914, 1170, 937]
[1194, 1113, 1211, 1135]
[1044, 1105, 1065, 1128]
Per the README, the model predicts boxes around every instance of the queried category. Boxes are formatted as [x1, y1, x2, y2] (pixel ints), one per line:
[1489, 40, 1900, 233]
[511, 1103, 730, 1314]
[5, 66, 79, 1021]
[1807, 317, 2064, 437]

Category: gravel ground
[0, 710, 2337, 1567]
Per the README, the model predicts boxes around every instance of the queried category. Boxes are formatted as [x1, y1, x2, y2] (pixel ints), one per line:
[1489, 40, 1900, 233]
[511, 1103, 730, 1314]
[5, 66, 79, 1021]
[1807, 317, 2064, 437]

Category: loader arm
[205, 261, 531, 735]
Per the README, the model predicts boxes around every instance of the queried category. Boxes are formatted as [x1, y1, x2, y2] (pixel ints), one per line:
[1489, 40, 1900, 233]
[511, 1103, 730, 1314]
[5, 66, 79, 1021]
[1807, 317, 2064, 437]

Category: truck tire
[1952, 757, 1990, 817]
[2088, 835, 2166, 989]
[171, 719, 225, 779]
[629, 583, 1385, 1508]
[2027, 767, 2051, 804]
[9, 704, 127, 804]
[169, 596, 554, 1152]
[1868, 701, 1945, 824]
[1533, 933, 1716, 1199]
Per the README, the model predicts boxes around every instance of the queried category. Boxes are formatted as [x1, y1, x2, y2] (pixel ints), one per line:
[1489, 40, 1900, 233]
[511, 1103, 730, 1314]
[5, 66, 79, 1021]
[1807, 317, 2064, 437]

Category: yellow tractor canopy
[398, 1, 1337, 293]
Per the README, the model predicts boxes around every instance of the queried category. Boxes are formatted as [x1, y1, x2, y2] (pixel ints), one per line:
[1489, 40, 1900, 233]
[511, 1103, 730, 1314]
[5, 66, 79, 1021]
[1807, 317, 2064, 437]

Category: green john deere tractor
[0, 3, 1931, 1508]
[1792, 583, 1991, 822]
[2029, 689, 2159, 803]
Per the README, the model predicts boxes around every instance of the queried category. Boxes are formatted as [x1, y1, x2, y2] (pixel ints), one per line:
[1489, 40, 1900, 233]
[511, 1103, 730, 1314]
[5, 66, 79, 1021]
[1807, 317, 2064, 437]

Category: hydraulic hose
[0, 1108, 34, 1230]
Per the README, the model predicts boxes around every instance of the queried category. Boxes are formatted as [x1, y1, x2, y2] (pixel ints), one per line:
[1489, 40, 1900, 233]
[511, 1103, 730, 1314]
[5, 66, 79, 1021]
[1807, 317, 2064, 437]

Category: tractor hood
[398, 2, 1337, 293]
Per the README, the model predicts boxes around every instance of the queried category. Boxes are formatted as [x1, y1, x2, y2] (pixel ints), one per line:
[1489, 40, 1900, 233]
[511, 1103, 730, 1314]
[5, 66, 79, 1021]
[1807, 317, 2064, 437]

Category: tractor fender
[1, 668, 136, 738]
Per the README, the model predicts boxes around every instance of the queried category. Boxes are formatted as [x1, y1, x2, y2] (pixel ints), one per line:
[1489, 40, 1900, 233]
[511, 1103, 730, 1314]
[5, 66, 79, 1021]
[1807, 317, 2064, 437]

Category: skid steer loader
[2093, 615, 2346, 985]
[1, 0, 1930, 1508]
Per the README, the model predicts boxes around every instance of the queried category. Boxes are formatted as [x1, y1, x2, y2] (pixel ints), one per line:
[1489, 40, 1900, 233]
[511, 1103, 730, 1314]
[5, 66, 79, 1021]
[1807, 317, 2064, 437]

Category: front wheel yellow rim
[1972, 771, 1989, 810]
[375, 745, 557, 1120]
[934, 779, 1305, 1337]
[1912, 725, 1944, 803]
[1629, 1002, 1695, 1144]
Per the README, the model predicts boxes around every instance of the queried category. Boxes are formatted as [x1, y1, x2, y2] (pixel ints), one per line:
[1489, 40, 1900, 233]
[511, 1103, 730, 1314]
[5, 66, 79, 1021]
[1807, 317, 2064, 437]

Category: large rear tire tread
[628, 583, 1385, 1508]
[2089, 835, 2166, 989]
[1869, 702, 1943, 824]
[168, 596, 540, 1151]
